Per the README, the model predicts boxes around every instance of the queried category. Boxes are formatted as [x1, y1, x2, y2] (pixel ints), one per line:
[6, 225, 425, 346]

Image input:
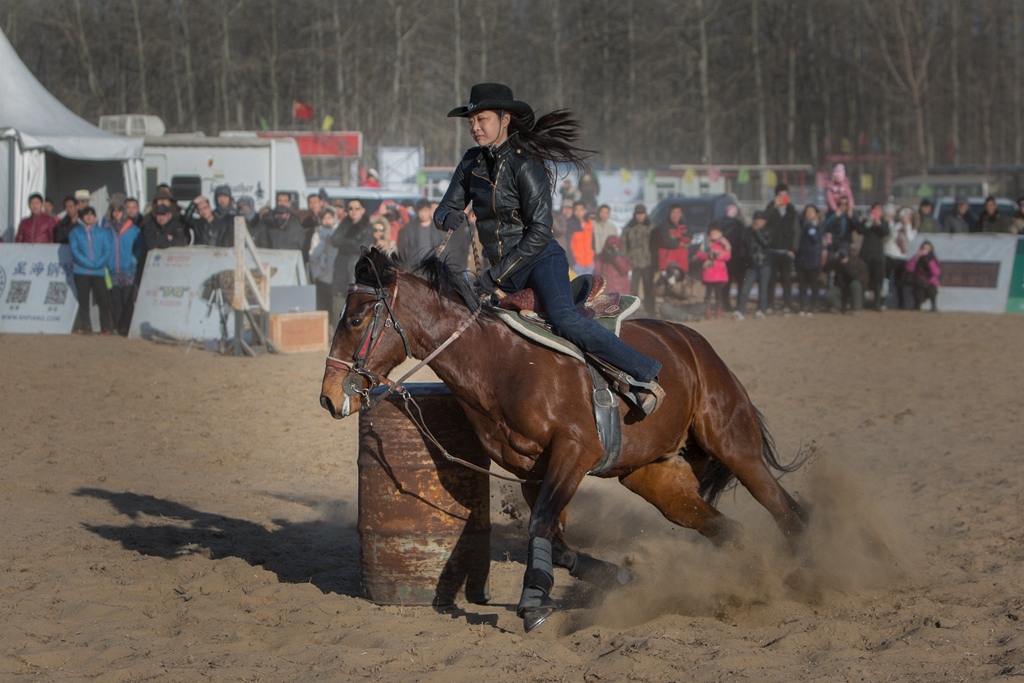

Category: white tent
[0, 28, 144, 241]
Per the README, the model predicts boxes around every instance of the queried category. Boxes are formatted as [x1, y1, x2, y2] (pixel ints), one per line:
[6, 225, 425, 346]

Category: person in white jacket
[308, 207, 339, 313]
[883, 206, 917, 310]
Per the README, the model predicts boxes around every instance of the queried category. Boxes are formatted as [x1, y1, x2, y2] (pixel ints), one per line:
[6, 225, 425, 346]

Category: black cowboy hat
[447, 83, 535, 129]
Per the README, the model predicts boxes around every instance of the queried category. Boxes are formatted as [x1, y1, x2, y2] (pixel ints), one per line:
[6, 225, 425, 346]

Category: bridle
[323, 253, 481, 413]
[324, 278, 411, 407]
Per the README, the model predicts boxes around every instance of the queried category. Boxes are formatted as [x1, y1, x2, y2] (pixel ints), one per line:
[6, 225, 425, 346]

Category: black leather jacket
[434, 134, 552, 288]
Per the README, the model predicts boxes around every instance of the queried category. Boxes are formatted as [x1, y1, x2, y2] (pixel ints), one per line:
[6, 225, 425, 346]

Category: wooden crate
[268, 311, 328, 353]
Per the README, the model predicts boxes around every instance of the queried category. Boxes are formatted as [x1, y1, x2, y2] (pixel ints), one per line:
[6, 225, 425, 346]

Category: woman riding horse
[433, 83, 665, 415]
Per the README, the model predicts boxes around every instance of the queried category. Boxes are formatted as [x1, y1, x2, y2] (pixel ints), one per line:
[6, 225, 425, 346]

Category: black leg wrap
[568, 552, 632, 590]
[517, 537, 556, 632]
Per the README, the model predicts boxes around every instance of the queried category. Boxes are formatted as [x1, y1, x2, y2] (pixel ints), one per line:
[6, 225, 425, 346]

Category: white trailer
[143, 134, 308, 209]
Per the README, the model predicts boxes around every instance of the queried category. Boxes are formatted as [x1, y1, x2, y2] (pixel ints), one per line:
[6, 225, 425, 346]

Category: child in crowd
[795, 204, 825, 315]
[825, 163, 855, 215]
[696, 227, 731, 318]
[906, 241, 941, 312]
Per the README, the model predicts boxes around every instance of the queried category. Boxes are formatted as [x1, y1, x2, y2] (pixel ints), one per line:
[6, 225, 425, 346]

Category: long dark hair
[508, 110, 594, 181]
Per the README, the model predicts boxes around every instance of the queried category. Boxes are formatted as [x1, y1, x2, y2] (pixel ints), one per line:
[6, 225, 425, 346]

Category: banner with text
[128, 246, 306, 341]
[910, 233, 1017, 313]
[1005, 236, 1024, 314]
[0, 244, 78, 334]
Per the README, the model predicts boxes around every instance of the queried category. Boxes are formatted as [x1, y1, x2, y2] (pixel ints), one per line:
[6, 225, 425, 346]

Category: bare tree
[862, 0, 939, 174]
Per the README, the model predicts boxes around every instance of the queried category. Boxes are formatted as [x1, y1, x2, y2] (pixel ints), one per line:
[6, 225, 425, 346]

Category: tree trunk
[453, 0, 463, 161]
[786, 43, 796, 164]
[696, 0, 712, 163]
[805, 4, 819, 166]
[752, 0, 767, 166]
[1015, 0, 1023, 163]
[270, 0, 280, 129]
[130, 0, 149, 113]
[220, 1, 231, 131]
[600, 0, 612, 167]
[551, 0, 563, 105]
[71, 0, 103, 110]
[315, 10, 325, 129]
[626, 0, 636, 167]
[476, 2, 487, 80]
[333, 0, 347, 128]
[176, 0, 197, 132]
[949, 0, 959, 164]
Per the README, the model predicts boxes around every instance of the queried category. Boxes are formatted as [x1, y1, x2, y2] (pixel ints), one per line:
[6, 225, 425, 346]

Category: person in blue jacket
[103, 199, 145, 335]
[69, 206, 115, 334]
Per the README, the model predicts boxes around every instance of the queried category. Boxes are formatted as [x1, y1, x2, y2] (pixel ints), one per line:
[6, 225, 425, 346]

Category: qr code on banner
[5, 280, 30, 304]
[44, 281, 68, 305]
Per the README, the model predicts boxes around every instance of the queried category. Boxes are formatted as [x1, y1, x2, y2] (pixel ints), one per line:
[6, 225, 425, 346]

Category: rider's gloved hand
[442, 211, 467, 232]
[473, 269, 498, 302]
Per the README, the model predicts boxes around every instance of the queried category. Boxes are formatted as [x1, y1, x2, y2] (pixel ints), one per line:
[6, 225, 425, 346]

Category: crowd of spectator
[7, 170, 1024, 335]
[558, 171, 1024, 322]
[6, 184, 474, 334]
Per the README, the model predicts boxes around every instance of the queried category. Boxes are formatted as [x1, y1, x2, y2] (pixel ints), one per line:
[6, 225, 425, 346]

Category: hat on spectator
[753, 210, 767, 220]
[214, 185, 232, 200]
[154, 187, 175, 202]
[955, 195, 968, 205]
[154, 204, 173, 216]
[74, 189, 91, 202]
[447, 83, 535, 130]
[634, 203, 647, 214]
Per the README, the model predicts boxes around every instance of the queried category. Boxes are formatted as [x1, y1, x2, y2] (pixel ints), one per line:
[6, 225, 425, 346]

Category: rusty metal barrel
[357, 383, 491, 606]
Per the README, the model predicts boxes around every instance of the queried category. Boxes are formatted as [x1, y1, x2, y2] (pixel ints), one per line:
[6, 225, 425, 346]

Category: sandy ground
[2, 309, 1023, 682]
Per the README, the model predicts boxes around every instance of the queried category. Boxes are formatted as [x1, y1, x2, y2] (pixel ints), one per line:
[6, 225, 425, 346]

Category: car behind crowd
[934, 196, 1016, 232]
[647, 194, 743, 236]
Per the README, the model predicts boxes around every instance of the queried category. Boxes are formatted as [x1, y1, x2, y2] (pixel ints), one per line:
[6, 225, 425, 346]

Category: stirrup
[627, 378, 666, 415]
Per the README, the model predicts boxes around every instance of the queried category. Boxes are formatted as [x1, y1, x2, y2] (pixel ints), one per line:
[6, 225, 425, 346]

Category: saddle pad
[492, 294, 641, 361]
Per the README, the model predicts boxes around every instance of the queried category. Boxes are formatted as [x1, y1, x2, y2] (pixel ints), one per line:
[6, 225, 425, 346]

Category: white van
[144, 134, 308, 209]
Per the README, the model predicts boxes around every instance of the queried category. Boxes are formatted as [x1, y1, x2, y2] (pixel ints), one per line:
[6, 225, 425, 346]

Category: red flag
[292, 100, 314, 121]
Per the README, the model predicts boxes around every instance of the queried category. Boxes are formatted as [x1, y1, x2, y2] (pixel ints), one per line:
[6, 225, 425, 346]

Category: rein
[325, 251, 527, 484]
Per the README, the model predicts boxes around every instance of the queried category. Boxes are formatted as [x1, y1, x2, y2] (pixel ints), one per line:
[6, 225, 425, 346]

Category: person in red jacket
[696, 226, 731, 318]
[593, 235, 632, 294]
[653, 204, 691, 274]
[16, 193, 57, 243]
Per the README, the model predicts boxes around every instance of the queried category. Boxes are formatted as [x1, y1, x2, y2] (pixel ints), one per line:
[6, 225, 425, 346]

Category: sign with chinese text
[0, 244, 77, 334]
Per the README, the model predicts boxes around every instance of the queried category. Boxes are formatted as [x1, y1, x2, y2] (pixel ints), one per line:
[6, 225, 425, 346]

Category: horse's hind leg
[694, 409, 807, 544]
[619, 456, 742, 544]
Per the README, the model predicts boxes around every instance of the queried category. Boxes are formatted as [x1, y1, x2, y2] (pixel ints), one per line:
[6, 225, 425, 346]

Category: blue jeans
[738, 263, 771, 313]
[505, 242, 662, 383]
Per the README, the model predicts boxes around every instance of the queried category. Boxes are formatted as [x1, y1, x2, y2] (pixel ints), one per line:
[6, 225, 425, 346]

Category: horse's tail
[697, 407, 803, 506]
[754, 407, 804, 475]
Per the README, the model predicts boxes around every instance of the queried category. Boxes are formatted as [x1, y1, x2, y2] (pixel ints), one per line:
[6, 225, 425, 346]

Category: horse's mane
[353, 247, 483, 313]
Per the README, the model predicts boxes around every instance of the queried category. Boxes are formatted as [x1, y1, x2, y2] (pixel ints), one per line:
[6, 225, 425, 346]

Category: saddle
[492, 275, 641, 362]
[491, 274, 642, 476]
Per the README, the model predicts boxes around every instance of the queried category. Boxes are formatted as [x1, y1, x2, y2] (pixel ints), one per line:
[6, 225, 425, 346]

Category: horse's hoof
[522, 605, 555, 632]
[570, 553, 632, 589]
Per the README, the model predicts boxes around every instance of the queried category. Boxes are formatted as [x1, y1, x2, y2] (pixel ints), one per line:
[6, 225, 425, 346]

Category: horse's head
[319, 248, 412, 419]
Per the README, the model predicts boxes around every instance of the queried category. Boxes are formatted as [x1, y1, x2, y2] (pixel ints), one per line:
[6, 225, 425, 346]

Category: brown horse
[320, 248, 807, 632]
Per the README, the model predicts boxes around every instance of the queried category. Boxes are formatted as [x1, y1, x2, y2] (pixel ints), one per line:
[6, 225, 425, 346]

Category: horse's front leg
[517, 459, 587, 633]
[521, 481, 632, 591]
